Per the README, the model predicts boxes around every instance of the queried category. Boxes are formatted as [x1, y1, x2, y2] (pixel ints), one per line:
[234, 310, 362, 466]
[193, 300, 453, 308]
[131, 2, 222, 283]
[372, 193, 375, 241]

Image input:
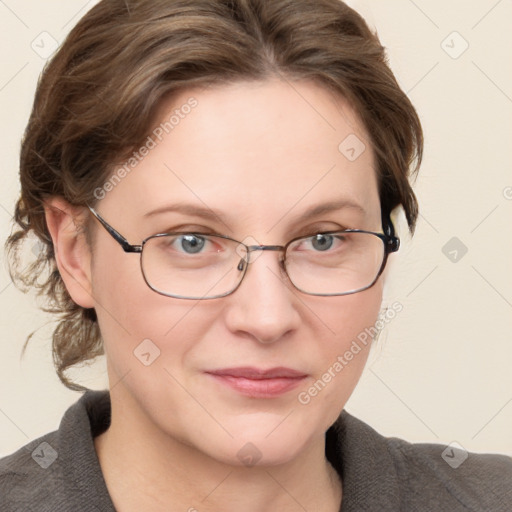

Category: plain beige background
[0, 0, 511, 459]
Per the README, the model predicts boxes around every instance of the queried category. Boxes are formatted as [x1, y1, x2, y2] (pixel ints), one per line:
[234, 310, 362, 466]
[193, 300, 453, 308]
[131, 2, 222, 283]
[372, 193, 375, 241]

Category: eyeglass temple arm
[88, 206, 142, 253]
[382, 213, 400, 253]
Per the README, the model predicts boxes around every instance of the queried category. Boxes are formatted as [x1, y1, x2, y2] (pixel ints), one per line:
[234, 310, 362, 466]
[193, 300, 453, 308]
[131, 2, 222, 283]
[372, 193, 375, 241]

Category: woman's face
[90, 79, 383, 465]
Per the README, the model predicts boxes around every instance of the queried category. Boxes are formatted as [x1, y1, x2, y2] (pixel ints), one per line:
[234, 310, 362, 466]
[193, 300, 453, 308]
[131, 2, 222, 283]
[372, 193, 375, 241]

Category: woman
[1, 0, 511, 510]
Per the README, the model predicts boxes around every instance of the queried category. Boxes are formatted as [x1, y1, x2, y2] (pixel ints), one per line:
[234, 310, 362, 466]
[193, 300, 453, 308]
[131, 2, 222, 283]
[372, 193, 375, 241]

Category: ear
[44, 197, 95, 309]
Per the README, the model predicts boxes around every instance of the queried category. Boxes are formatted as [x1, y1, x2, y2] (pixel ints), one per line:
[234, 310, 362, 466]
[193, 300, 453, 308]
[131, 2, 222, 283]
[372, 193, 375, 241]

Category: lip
[205, 367, 308, 398]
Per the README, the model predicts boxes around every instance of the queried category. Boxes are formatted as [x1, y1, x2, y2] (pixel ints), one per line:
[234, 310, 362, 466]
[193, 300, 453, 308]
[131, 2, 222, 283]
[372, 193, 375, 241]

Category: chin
[209, 415, 319, 468]
[218, 436, 308, 468]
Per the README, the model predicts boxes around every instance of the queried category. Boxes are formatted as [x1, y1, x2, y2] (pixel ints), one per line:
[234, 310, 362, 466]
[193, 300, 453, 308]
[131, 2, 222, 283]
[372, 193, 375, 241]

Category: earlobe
[43, 197, 95, 309]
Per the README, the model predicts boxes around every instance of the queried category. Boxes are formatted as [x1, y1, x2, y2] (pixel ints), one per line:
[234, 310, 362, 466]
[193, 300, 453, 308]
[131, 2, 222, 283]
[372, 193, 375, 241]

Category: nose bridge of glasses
[246, 244, 284, 253]
[245, 244, 284, 259]
[237, 244, 286, 269]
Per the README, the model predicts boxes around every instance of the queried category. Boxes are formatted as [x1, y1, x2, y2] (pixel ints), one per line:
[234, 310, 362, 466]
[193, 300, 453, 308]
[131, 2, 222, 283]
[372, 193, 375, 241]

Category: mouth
[205, 367, 308, 398]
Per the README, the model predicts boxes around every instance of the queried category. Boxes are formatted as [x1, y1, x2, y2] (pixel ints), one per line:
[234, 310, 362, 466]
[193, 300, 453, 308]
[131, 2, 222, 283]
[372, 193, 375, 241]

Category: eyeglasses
[87, 206, 400, 300]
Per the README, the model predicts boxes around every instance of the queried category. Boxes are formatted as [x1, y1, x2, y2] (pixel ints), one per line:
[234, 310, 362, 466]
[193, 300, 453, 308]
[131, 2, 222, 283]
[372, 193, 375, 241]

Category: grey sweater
[1, 390, 511, 511]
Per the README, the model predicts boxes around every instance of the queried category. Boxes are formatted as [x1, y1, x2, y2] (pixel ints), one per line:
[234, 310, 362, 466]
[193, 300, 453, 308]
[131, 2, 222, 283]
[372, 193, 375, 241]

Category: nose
[223, 248, 301, 344]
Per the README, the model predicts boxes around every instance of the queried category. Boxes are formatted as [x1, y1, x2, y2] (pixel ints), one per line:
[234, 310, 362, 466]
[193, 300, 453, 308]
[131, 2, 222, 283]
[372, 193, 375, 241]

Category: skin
[45, 78, 385, 512]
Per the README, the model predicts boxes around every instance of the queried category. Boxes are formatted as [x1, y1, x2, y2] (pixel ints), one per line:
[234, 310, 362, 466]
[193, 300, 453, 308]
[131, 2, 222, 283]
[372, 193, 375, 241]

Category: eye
[150, 230, 230, 258]
[159, 233, 218, 255]
[177, 234, 207, 254]
[288, 231, 352, 256]
[298, 233, 348, 252]
[310, 233, 335, 251]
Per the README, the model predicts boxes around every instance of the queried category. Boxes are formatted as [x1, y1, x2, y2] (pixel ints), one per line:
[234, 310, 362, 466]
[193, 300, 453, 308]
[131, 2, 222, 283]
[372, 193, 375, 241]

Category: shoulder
[0, 429, 62, 511]
[0, 390, 113, 512]
[388, 435, 512, 509]
[328, 411, 512, 511]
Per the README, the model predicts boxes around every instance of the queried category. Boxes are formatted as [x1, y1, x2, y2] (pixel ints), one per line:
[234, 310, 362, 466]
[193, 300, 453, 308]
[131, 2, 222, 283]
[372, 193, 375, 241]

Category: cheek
[299, 281, 383, 420]
[90, 247, 218, 376]
[314, 278, 383, 355]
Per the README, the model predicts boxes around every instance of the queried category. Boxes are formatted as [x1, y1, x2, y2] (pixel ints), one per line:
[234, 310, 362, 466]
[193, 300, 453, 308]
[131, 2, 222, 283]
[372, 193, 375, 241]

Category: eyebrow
[144, 199, 366, 225]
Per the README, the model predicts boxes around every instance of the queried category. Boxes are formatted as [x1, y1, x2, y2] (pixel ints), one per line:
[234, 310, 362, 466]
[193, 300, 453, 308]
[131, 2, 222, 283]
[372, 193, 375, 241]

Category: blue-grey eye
[311, 234, 334, 251]
[180, 234, 206, 254]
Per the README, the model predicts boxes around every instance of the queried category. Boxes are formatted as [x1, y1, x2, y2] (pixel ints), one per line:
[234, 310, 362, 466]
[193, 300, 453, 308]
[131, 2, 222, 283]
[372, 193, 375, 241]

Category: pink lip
[205, 367, 308, 398]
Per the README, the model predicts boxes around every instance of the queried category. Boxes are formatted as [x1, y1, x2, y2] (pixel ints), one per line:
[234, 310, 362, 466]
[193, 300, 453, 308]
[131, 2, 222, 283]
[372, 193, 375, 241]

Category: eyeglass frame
[87, 205, 400, 299]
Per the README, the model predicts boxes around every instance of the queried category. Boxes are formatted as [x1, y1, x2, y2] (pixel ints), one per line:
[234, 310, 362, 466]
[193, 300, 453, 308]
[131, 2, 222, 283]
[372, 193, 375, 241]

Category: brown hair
[6, 0, 423, 391]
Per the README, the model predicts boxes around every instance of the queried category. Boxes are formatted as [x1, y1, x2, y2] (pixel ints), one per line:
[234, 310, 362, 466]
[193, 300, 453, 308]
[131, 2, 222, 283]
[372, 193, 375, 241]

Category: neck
[94, 387, 342, 512]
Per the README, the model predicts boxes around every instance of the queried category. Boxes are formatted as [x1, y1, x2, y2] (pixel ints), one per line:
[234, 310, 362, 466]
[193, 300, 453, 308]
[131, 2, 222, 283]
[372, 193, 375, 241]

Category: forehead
[102, 79, 380, 233]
